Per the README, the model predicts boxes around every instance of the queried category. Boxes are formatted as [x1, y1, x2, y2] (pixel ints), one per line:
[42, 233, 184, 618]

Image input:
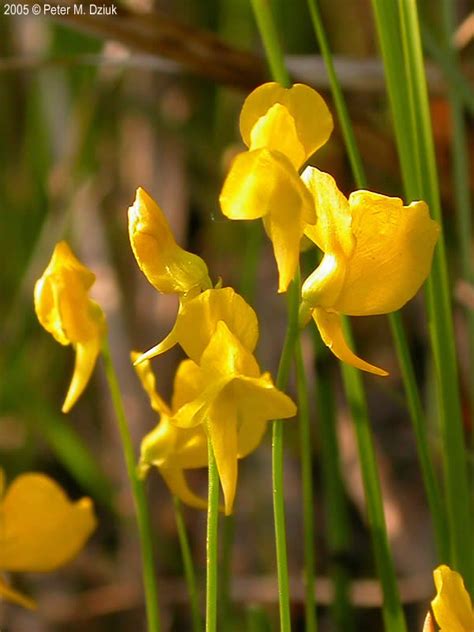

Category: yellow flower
[0, 469, 96, 609]
[34, 241, 106, 412]
[171, 320, 297, 515]
[134, 286, 258, 366]
[133, 353, 209, 510]
[220, 82, 333, 293]
[128, 187, 212, 296]
[300, 167, 439, 375]
[430, 565, 474, 632]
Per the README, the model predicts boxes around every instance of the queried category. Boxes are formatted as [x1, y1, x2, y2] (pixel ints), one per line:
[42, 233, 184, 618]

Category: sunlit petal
[128, 187, 211, 295]
[62, 336, 102, 413]
[240, 82, 333, 165]
[220, 149, 315, 226]
[302, 166, 354, 256]
[249, 103, 305, 169]
[335, 193, 440, 315]
[432, 565, 474, 632]
[207, 392, 238, 516]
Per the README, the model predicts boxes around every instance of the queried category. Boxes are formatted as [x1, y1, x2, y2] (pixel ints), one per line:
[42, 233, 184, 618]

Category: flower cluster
[129, 188, 296, 515]
[0, 469, 95, 608]
[220, 83, 440, 375]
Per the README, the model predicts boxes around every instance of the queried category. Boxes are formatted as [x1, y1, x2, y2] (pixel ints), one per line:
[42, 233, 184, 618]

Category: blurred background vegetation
[0, 0, 472, 630]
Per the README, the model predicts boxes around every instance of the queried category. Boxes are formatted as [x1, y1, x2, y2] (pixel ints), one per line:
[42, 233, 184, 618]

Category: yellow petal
[172, 376, 230, 429]
[302, 167, 354, 257]
[34, 242, 105, 346]
[134, 325, 180, 366]
[301, 253, 347, 318]
[335, 193, 440, 316]
[249, 103, 305, 169]
[131, 352, 171, 416]
[159, 467, 208, 510]
[177, 288, 258, 362]
[207, 392, 238, 515]
[262, 202, 306, 293]
[233, 373, 297, 423]
[128, 187, 211, 295]
[220, 149, 315, 228]
[237, 417, 268, 459]
[240, 82, 333, 165]
[0, 578, 36, 609]
[432, 565, 474, 632]
[171, 359, 205, 411]
[312, 308, 388, 376]
[0, 473, 96, 572]
[199, 320, 260, 379]
[139, 418, 177, 472]
[139, 415, 208, 473]
[62, 335, 101, 413]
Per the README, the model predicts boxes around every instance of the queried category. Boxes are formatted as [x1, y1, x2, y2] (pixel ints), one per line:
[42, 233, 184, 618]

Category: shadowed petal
[0, 578, 36, 610]
[0, 474, 96, 573]
[159, 467, 208, 511]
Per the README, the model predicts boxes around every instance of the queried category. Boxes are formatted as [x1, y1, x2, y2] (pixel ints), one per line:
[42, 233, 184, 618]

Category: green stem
[308, 0, 447, 563]
[249, 2, 297, 630]
[206, 438, 220, 632]
[101, 340, 161, 632]
[271, 276, 301, 632]
[173, 497, 202, 632]
[341, 325, 406, 632]
[249, 0, 291, 87]
[372, 0, 474, 592]
[295, 338, 317, 632]
[220, 515, 235, 628]
[312, 328, 354, 632]
[439, 0, 474, 425]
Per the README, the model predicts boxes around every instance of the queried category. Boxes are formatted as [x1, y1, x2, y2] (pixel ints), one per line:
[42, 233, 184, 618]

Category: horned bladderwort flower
[170, 321, 296, 515]
[0, 469, 96, 609]
[299, 167, 440, 375]
[220, 82, 333, 293]
[133, 293, 296, 515]
[129, 187, 212, 296]
[34, 241, 106, 412]
[134, 353, 287, 514]
[425, 565, 474, 632]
